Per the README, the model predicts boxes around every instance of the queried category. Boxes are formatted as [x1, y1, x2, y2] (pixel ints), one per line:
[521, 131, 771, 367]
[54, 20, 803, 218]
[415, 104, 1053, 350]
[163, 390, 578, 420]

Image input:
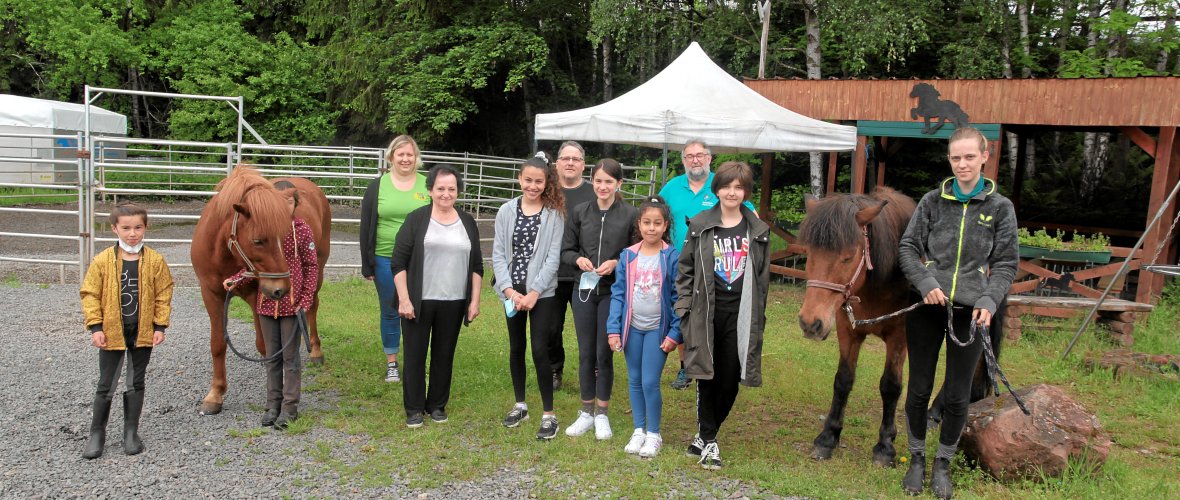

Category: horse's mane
[211, 166, 290, 238]
[798, 187, 916, 284]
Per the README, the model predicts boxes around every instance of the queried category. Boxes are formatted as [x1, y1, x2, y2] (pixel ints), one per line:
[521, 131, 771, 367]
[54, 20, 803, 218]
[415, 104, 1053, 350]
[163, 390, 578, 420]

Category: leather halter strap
[806, 229, 873, 322]
[226, 210, 291, 280]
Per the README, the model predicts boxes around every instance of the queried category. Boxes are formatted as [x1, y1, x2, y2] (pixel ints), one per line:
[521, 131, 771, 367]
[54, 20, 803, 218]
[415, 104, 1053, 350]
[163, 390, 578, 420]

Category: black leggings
[697, 309, 741, 442]
[506, 284, 558, 412]
[402, 299, 466, 415]
[904, 303, 1003, 447]
[571, 289, 613, 402]
[96, 326, 152, 398]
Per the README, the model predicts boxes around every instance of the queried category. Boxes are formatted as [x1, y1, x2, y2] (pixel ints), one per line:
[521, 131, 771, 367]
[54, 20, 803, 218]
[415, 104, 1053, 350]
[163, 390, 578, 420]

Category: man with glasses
[549, 141, 596, 392]
[658, 139, 754, 390]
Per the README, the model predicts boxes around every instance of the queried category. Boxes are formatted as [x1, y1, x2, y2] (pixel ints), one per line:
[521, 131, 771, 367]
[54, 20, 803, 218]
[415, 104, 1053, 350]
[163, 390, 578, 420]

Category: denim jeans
[373, 255, 402, 355]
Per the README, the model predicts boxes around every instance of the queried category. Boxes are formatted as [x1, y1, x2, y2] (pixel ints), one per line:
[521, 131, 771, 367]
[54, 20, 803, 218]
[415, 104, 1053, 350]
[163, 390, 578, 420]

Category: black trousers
[402, 299, 466, 416]
[260, 315, 301, 414]
[696, 309, 741, 442]
[571, 288, 614, 402]
[96, 326, 152, 397]
[904, 303, 1004, 447]
[506, 284, 558, 412]
[547, 280, 575, 377]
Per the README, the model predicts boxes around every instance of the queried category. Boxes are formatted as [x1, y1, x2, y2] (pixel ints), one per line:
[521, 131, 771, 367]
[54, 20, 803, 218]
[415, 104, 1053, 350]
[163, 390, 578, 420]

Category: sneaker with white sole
[385, 361, 400, 383]
[639, 433, 663, 458]
[686, 433, 705, 457]
[624, 428, 646, 454]
[502, 405, 529, 428]
[565, 411, 594, 437]
[593, 414, 613, 440]
[537, 415, 559, 440]
[699, 441, 722, 470]
[670, 368, 690, 390]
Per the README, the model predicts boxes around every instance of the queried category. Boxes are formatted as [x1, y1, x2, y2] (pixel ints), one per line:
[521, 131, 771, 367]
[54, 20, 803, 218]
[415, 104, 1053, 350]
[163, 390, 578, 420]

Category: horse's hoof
[811, 446, 834, 461]
[199, 402, 223, 415]
[873, 452, 897, 468]
[308, 356, 324, 366]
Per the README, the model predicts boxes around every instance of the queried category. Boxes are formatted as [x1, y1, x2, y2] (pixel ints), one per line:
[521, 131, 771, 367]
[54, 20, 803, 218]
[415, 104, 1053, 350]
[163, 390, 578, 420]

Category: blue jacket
[607, 241, 682, 348]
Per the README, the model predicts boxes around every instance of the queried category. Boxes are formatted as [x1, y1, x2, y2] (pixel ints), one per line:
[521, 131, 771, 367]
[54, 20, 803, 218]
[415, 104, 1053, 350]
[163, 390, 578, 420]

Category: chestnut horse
[190, 167, 331, 415]
[797, 187, 1001, 466]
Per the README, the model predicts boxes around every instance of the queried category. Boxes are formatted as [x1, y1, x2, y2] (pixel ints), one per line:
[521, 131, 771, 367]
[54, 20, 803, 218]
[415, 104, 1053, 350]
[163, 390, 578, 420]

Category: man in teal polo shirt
[658, 139, 755, 389]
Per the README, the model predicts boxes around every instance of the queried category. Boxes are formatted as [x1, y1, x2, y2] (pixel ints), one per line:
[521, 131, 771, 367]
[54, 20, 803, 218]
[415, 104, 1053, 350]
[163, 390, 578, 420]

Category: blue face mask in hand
[579, 271, 601, 291]
[503, 297, 517, 318]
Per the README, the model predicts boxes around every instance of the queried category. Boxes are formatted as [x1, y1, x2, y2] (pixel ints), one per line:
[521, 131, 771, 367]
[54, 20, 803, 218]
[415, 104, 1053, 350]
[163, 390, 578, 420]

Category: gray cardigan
[492, 197, 564, 300]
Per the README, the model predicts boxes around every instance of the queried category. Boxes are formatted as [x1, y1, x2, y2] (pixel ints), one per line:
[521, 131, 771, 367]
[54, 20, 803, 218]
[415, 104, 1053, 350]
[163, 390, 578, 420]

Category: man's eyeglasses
[684, 153, 710, 161]
[558, 156, 585, 163]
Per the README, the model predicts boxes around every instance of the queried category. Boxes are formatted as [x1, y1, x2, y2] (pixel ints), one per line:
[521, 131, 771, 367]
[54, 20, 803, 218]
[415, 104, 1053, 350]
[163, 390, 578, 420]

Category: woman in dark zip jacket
[674, 161, 770, 471]
[897, 126, 1018, 499]
[559, 158, 639, 439]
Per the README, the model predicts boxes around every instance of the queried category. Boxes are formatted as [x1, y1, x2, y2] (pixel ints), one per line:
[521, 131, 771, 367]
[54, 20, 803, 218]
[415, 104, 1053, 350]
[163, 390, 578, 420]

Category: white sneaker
[624, 428, 646, 454]
[594, 413, 613, 440]
[564, 411, 594, 437]
[639, 433, 663, 458]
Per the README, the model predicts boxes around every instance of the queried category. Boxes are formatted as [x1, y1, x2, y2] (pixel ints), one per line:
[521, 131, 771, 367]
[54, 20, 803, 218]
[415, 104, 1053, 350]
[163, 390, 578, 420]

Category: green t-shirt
[375, 172, 430, 257]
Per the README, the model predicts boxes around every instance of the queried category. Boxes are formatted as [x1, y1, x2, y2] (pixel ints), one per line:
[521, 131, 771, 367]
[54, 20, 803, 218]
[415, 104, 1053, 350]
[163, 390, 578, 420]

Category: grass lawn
[233, 278, 1180, 498]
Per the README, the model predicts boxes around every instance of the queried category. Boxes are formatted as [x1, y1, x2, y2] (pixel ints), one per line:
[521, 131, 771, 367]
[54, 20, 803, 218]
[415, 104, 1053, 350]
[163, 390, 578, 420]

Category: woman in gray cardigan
[492, 154, 566, 440]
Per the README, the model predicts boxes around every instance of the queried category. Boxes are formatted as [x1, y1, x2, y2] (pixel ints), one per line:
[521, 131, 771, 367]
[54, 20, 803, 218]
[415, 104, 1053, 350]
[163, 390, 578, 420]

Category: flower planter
[1020, 245, 1112, 264]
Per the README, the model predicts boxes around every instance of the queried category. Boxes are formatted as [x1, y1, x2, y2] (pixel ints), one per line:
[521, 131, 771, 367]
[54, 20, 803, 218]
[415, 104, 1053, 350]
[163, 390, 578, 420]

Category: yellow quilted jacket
[80, 245, 174, 350]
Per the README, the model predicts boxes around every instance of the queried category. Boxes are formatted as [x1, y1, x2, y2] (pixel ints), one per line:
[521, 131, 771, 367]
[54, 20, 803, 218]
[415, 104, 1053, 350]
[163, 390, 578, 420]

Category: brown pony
[190, 167, 332, 415]
[797, 187, 916, 467]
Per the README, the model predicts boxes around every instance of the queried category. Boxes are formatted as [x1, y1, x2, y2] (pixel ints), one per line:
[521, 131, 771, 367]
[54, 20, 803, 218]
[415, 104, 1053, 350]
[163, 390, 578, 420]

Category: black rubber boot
[930, 457, 953, 499]
[82, 394, 113, 459]
[901, 452, 926, 495]
[122, 390, 145, 455]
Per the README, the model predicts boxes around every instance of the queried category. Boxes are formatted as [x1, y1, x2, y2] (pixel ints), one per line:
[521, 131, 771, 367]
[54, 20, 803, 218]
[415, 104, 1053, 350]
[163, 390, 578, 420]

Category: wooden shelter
[746, 77, 1180, 306]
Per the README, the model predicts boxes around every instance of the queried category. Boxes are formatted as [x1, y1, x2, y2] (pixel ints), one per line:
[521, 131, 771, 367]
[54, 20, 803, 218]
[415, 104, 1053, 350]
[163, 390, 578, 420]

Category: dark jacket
[674, 204, 770, 387]
[898, 177, 1018, 314]
[389, 204, 484, 320]
[358, 175, 383, 278]
[559, 182, 597, 281]
[561, 198, 639, 293]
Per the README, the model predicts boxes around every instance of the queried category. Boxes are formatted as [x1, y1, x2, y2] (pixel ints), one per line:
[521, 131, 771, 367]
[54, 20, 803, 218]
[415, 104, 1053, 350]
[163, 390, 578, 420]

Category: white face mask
[119, 240, 144, 254]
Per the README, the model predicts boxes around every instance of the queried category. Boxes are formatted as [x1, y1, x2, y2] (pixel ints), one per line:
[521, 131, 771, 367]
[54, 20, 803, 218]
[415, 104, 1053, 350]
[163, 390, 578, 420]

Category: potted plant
[1018, 228, 1112, 264]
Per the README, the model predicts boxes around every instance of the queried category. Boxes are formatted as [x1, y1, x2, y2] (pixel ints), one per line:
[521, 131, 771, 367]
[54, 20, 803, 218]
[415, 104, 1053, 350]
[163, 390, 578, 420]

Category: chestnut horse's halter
[226, 209, 291, 281]
[806, 228, 874, 326]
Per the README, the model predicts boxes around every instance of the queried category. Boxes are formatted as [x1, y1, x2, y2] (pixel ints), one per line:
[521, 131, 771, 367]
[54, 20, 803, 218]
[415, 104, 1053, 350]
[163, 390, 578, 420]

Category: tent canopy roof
[534, 42, 856, 154]
[0, 94, 127, 135]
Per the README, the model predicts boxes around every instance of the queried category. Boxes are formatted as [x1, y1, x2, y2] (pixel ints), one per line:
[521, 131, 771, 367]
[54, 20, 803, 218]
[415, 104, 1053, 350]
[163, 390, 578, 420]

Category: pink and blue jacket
[607, 241, 682, 348]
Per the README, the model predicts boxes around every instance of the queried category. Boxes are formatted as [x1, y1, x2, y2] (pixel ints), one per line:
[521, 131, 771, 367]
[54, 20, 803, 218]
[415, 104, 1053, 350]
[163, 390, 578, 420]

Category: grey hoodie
[491, 197, 564, 300]
[898, 177, 1019, 314]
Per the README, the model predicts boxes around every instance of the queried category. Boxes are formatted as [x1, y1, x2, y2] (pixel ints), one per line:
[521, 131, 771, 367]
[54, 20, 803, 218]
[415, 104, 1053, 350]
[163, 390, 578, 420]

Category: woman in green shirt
[360, 135, 431, 383]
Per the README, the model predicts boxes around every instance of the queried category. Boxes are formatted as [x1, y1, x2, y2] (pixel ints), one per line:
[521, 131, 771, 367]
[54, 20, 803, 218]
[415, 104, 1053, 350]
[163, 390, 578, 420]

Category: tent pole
[661, 142, 668, 186]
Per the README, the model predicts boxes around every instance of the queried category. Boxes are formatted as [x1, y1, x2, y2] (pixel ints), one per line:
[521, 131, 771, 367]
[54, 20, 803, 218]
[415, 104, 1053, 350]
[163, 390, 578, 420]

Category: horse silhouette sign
[910, 82, 969, 134]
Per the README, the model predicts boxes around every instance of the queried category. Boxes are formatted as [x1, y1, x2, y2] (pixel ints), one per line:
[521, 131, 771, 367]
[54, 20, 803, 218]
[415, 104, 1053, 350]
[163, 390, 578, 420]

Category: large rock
[960, 384, 1111, 482]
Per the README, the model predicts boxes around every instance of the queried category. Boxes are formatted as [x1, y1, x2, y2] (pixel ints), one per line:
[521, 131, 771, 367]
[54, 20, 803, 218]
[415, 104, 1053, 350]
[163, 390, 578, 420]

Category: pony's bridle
[806, 228, 873, 325]
[226, 210, 291, 281]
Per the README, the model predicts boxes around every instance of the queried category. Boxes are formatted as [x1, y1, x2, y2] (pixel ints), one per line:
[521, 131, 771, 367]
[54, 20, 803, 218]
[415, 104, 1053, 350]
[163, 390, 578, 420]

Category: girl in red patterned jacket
[223, 181, 319, 430]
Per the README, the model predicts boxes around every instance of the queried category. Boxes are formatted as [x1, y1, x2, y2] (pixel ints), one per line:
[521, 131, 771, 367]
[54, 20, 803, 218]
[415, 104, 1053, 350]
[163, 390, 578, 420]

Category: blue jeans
[623, 328, 668, 433]
[373, 255, 401, 355]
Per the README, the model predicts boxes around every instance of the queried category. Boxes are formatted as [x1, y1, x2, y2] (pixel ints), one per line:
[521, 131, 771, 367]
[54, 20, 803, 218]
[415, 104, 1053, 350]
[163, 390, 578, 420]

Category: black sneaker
[671, 368, 690, 390]
[385, 361, 400, 383]
[429, 409, 448, 423]
[273, 411, 298, 431]
[699, 441, 722, 470]
[536, 415, 559, 440]
[406, 412, 424, 428]
[260, 408, 280, 427]
[502, 405, 529, 428]
[686, 433, 705, 457]
[553, 373, 562, 391]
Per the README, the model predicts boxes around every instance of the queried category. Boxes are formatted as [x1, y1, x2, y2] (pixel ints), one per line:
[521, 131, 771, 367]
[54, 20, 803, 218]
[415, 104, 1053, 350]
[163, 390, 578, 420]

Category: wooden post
[1012, 134, 1027, 212]
[759, 152, 773, 217]
[1139, 126, 1175, 303]
[876, 137, 888, 188]
[826, 151, 837, 194]
[852, 135, 868, 194]
[984, 126, 1002, 181]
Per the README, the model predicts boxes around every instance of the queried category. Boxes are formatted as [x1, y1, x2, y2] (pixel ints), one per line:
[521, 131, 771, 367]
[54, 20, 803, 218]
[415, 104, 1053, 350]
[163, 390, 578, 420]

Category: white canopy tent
[0, 94, 127, 183]
[534, 42, 857, 157]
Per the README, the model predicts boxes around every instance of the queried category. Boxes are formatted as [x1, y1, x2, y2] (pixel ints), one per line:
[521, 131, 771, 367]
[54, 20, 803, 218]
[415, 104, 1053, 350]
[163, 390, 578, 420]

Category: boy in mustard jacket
[79, 201, 174, 459]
